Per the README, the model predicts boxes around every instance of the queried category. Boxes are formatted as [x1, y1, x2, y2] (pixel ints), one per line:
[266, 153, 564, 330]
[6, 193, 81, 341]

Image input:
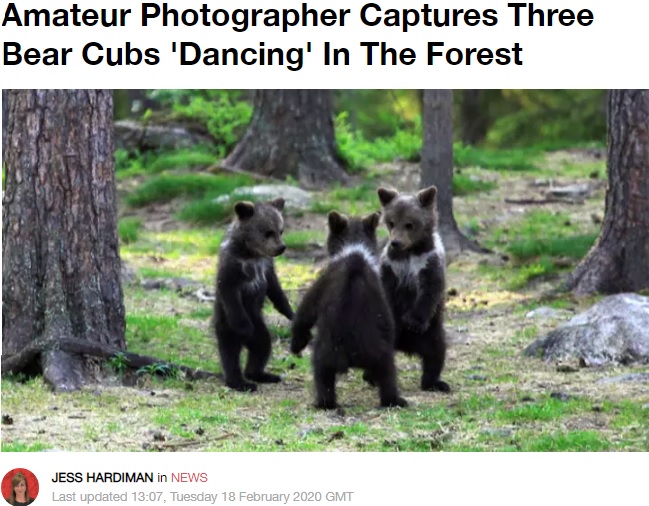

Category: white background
[0, 0, 648, 87]
[1, 0, 648, 499]
[2, 452, 648, 504]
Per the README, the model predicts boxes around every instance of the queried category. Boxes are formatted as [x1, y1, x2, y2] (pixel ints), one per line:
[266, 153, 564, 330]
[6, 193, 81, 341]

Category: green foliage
[118, 217, 142, 244]
[335, 112, 421, 172]
[126, 173, 255, 208]
[147, 90, 252, 157]
[333, 90, 421, 138]
[484, 90, 606, 148]
[107, 352, 129, 376]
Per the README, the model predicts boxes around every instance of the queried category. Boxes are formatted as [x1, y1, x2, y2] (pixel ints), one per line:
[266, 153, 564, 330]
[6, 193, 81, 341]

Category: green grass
[508, 235, 598, 261]
[118, 217, 143, 244]
[122, 228, 224, 257]
[481, 210, 600, 289]
[517, 430, 612, 451]
[454, 143, 541, 172]
[126, 173, 255, 208]
[1, 441, 52, 452]
[177, 199, 234, 225]
[284, 230, 324, 250]
[453, 174, 498, 196]
[115, 147, 218, 180]
[126, 314, 217, 372]
[148, 150, 216, 173]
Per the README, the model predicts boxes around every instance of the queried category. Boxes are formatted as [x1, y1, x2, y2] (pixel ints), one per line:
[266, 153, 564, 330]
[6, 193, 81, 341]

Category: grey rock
[595, 372, 649, 385]
[546, 183, 592, 200]
[524, 294, 649, 366]
[214, 184, 313, 210]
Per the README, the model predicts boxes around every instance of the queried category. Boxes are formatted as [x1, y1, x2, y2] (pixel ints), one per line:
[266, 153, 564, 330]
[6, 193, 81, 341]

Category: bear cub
[377, 185, 450, 393]
[214, 198, 294, 392]
[291, 211, 407, 410]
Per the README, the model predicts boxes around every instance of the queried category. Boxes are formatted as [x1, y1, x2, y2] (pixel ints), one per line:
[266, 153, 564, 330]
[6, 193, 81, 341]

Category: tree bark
[567, 90, 649, 295]
[2, 89, 7, 164]
[420, 89, 489, 256]
[222, 90, 348, 188]
[2, 90, 125, 391]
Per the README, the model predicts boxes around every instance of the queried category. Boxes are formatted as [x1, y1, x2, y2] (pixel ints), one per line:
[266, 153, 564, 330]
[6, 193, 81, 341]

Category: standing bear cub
[377, 185, 451, 393]
[214, 198, 294, 392]
[291, 211, 407, 410]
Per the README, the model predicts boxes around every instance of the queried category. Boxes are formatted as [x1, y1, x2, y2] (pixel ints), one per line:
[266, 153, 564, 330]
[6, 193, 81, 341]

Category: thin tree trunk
[2, 90, 125, 391]
[421, 89, 489, 256]
[567, 90, 649, 295]
[223, 90, 348, 187]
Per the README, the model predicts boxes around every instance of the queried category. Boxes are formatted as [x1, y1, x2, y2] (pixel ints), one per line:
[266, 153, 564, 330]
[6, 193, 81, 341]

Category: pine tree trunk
[2, 90, 125, 391]
[222, 90, 348, 187]
[568, 90, 649, 295]
[421, 89, 488, 255]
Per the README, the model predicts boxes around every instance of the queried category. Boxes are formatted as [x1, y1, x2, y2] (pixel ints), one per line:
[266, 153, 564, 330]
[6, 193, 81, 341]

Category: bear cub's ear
[234, 201, 255, 220]
[417, 186, 437, 209]
[377, 187, 399, 207]
[328, 211, 349, 234]
[362, 212, 381, 231]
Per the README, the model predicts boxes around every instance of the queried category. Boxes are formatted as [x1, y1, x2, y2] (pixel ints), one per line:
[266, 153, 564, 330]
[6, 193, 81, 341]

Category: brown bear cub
[214, 198, 294, 392]
[290, 211, 407, 410]
[377, 185, 450, 393]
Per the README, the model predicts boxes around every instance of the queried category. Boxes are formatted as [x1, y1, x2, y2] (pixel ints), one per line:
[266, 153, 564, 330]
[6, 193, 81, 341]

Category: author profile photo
[2, 470, 38, 506]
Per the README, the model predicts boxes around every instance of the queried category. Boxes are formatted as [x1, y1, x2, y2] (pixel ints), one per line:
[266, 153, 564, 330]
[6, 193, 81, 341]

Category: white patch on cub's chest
[381, 232, 445, 287]
[240, 258, 270, 291]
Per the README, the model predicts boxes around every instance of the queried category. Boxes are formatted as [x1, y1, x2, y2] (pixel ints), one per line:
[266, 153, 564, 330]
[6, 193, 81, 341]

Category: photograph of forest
[2, 89, 648, 452]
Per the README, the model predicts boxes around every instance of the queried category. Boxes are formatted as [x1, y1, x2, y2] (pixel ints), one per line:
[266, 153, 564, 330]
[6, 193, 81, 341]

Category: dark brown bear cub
[214, 198, 293, 392]
[377, 185, 450, 393]
[291, 211, 407, 410]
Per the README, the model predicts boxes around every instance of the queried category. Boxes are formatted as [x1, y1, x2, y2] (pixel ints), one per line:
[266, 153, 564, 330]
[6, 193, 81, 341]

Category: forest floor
[2, 147, 648, 452]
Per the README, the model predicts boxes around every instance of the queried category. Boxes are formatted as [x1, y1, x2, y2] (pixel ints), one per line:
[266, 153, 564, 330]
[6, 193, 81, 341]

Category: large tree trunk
[222, 90, 348, 187]
[421, 89, 489, 256]
[2, 90, 125, 391]
[567, 90, 649, 295]
[2, 89, 7, 163]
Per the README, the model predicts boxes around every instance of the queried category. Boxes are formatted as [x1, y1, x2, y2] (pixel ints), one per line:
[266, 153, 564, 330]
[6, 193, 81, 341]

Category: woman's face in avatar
[14, 480, 27, 496]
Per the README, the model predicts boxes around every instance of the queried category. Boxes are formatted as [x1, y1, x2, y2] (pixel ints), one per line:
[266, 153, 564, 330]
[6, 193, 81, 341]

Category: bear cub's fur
[377, 185, 450, 393]
[214, 198, 294, 392]
[291, 211, 407, 410]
